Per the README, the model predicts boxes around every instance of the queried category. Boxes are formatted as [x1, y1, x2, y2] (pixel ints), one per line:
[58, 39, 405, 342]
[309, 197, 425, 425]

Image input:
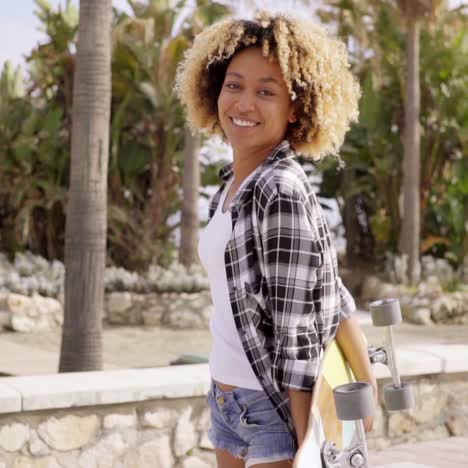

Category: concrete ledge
[0, 382, 22, 414]
[1, 364, 210, 412]
[374, 344, 468, 379]
[0, 345, 467, 413]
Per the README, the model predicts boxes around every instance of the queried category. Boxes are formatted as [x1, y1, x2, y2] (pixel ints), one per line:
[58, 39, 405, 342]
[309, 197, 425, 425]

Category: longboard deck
[294, 340, 358, 468]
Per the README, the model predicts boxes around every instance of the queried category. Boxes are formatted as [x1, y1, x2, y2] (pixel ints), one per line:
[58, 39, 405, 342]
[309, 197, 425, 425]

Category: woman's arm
[288, 389, 312, 447]
[335, 314, 377, 431]
[259, 190, 321, 443]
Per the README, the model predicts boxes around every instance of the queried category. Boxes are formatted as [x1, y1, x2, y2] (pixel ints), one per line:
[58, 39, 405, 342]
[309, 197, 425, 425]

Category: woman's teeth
[232, 118, 258, 127]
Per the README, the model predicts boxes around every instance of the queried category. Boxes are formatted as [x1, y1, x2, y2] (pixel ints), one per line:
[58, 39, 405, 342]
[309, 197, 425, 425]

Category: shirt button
[217, 396, 225, 405]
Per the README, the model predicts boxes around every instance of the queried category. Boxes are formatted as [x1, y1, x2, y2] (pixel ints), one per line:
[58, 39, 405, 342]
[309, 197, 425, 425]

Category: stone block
[412, 383, 446, 424]
[174, 407, 198, 457]
[6, 294, 32, 316]
[78, 433, 127, 468]
[103, 413, 136, 430]
[141, 408, 178, 429]
[447, 415, 468, 436]
[196, 408, 211, 432]
[28, 431, 50, 456]
[387, 412, 417, 438]
[163, 309, 204, 329]
[0, 423, 30, 452]
[105, 292, 134, 324]
[141, 308, 164, 326]
[402, 306, 433, 325]
[37, 415, 99, 451]
[32, 295, 61, 318]
[10, 315, 36, 333]
[123, 436, 174, 468]
[106, 292, 132, 314]
[121, 428, 138, 446]
[408, 424, 450, 443]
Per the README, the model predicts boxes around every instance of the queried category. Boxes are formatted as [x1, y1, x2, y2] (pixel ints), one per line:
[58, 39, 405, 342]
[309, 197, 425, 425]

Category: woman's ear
[288, 110, 297, 124]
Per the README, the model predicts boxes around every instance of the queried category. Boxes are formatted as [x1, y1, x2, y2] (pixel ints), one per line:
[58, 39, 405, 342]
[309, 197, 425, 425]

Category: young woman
[176, 11, 377, 468]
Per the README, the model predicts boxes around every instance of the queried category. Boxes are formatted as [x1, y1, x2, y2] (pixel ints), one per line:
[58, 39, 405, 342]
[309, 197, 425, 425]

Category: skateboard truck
[321, 440, 366, 468]
[322, 382, 374, 468]
[369, 298, 415, 412]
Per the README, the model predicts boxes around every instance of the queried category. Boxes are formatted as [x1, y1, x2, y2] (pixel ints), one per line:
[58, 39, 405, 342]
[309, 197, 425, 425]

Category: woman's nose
[235, 91, 255, 113]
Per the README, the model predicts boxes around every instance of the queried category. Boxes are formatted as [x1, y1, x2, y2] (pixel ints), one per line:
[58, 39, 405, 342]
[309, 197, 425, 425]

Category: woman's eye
[259, 89, 274, 96]
[225, 83, 239, 90]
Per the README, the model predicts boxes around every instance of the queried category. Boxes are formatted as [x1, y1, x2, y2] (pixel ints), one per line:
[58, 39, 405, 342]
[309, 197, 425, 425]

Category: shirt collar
[216, 140, 295, 215]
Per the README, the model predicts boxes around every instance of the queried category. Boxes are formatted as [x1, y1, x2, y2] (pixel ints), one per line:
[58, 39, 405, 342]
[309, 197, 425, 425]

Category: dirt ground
[1, 311, 467, 376]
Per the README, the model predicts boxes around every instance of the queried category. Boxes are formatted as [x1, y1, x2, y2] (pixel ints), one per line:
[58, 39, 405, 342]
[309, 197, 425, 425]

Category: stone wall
[1, 362, 467, 467]
[0, 397, 214, 468]
[361, 275, 468, 325]
[104, 292, 212, 329]
[0, 291, 213, 333]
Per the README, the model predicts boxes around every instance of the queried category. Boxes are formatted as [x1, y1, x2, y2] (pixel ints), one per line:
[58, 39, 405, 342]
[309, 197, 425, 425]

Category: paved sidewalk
[369, 437, 468, 467]
[1, 312, 467, 375]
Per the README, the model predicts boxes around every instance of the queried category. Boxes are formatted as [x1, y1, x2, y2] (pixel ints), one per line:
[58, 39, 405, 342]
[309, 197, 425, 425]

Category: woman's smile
[230, 117, 261, 129]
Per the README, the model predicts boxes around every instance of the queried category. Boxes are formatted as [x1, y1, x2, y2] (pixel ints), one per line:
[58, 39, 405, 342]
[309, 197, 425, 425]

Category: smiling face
[217, 47, 296, 156]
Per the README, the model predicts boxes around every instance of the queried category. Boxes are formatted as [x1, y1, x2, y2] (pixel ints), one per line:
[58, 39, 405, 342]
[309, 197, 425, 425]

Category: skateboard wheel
[350, 452, 366, 467]
[333, 382, 375, 421]
[384, 382, 415, 411]
[369, 298, 402, 327]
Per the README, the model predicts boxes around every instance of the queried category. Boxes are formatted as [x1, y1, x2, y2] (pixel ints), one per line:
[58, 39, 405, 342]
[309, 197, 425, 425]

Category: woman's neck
[231, 141, 279, 185]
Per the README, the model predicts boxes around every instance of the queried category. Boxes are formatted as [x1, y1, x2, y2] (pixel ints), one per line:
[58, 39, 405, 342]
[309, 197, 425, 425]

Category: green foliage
[0, 3, 73, 259]
[107, 0, 229, 269]
[0, 0, 230, 269]
[318, 1, 467, 267]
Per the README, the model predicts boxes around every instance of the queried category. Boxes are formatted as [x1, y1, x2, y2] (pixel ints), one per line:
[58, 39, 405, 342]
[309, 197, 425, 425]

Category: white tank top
[198, 176, 262, 390]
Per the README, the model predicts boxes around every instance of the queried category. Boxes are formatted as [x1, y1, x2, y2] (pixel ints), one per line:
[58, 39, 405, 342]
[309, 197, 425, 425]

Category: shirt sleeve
[337, 276, 357, 320]
[260, 190, 323, 392]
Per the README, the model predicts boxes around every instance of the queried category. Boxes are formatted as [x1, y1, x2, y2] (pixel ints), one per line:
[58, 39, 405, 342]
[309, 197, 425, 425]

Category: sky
[0, 0, 132, 70]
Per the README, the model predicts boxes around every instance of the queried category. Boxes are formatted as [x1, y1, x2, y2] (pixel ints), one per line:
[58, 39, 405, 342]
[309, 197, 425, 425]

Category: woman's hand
[364, 382, 378, 432]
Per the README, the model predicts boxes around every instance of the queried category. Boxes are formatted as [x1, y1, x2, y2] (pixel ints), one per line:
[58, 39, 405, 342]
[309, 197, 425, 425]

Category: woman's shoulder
[254, 157, 312, 205]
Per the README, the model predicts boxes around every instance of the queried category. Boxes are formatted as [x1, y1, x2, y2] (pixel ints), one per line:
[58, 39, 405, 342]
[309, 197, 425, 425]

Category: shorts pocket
[238, 396, 284, 429]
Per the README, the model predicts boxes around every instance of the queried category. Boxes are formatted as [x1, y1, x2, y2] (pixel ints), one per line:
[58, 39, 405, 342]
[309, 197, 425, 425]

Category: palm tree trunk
[59, 0, 112, 372]
[179, 128, 201, 266]
[399, 16, 421, 284]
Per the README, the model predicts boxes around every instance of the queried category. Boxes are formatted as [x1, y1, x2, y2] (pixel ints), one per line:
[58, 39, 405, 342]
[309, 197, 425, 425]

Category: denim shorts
[206, 379, 296, 467]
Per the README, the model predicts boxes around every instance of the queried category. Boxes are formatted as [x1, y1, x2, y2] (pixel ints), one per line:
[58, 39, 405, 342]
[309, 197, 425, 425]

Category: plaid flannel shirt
[207, 140, 356, 449]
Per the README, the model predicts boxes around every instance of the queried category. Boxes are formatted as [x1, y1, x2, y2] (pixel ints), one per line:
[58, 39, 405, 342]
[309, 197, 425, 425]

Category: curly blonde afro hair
[175, 11, 361, 160]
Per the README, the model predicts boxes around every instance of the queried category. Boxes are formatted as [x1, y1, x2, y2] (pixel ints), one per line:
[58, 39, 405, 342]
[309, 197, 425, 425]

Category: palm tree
[397, 0, 444, 284]
[59, 0, 112, 372]
[179, 128, 201, 266]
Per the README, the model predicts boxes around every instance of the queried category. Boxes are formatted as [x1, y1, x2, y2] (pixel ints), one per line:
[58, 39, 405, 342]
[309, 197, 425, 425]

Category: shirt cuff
[272, 357, 320, 392]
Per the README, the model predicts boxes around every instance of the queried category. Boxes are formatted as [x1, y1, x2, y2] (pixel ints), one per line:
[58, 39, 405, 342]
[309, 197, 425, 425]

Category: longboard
[294, 339, 363, 467]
